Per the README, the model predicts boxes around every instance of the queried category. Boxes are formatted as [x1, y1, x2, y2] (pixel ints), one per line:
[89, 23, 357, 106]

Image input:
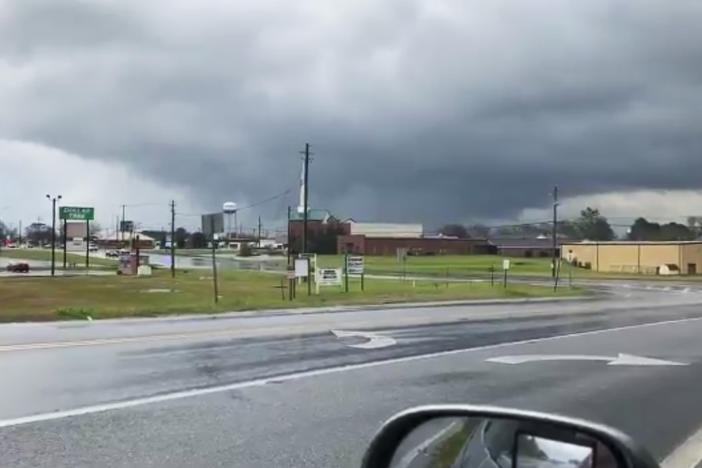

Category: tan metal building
[561, 241, 702, 275]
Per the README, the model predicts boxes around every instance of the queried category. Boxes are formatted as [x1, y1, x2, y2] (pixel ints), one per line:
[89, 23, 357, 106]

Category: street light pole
[46, 194, 62, 277]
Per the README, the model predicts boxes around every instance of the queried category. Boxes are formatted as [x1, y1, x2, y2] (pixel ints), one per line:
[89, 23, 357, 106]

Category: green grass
[316, 254, 702, 281]
[318, 255, 555, 276]
[0, 269, 581, 322]
[0, 248, 116, 267]
[431, 422, 477, 467]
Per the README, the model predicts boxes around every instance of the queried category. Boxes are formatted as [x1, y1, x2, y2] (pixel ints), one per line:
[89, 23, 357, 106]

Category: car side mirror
[361, 405, 659, 468]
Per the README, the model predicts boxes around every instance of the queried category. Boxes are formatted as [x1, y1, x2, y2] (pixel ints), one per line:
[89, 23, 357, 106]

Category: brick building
[337, 234, 490, 256]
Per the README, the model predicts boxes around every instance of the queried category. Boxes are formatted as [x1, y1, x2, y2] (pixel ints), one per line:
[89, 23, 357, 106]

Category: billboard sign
[120, 220, 135, 232]
[346, 256, 364, 275]
[317, 268, 342, 286]
[59, 206, 94, 221]
[294, 258, 309, 278]
[202, 213, 224, 237]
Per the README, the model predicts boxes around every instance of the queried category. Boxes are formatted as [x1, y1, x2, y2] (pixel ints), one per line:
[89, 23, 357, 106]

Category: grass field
[315, 254, 702, 281]
[0, 248, 117, 267]
[318, 254, 556, 277]
[0, 269, 581, 322]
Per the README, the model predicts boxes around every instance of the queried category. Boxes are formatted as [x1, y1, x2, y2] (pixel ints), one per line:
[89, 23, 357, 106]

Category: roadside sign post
[210, 222, 219, 304]
[346, 255, 365, 292]
[316, 268, 343, 294]
[85, 219, 90, 269]
[307, 257, 311, 296]
[344, 254, 349, 293]
[569, 262, 572, 288]
[502, 259, 510, 288]
[287, 269, 295, 300]
[490, 265, 495, 287]
[59, 207, 95, 270]
[63, 219, 67, 269]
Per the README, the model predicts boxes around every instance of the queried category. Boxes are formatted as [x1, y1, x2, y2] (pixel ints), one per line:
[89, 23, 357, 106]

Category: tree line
[439, 208, 700, 242]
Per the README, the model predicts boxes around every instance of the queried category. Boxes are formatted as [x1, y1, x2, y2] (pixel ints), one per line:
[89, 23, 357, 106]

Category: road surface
[1, 282, 702, 467]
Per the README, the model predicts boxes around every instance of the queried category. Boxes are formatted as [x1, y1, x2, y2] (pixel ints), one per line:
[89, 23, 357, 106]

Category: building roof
[349, 222, 423, 238]
[489, 237, 561, 248]
[562, 240, 702, 245]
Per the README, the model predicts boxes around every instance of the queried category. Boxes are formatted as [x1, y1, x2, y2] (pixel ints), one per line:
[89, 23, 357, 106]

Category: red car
[6, 262, 30, 273]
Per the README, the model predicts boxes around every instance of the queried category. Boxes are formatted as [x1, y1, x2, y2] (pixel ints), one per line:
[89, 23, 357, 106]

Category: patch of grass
[56, 307, 99, 320]
[0, 269, 582, 322]
[431, 422, 477, 467]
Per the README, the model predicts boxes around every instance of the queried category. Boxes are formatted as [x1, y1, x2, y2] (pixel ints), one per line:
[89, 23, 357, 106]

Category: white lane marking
[662, 424, 702, 468]
[0, 315, 700, 429]
[487, 353, 687, 366]
[396, 421, 459, 468]
[331, 329, 397, 349]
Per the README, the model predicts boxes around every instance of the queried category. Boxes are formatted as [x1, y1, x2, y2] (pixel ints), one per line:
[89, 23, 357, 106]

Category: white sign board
[316, 268, 342, 293]
[502, 259, 511, 270]
[347, 256, 365, 275]
[294, 259, 309, 278]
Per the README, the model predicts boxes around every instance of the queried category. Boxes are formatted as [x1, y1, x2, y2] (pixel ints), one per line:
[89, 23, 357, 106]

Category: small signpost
[316, 268, 342, 294]
[346, 255, 365, 291]
[294, 258, 309, 278]
[59, 206, 94, 269]
[502, 258, 510, 288]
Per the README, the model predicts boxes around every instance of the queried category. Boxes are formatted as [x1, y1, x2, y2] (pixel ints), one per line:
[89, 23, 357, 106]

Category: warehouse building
[561, 241, 702, 275]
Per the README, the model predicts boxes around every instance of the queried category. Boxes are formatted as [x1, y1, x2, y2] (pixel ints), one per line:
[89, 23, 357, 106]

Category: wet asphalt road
[1, 283, 702, 466]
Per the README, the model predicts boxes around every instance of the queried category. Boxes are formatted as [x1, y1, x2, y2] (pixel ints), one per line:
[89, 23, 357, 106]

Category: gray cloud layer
[2, 0, 701, 226]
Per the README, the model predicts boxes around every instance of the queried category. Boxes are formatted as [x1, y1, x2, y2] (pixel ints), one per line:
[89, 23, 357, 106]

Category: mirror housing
[361, 405, 659, 468]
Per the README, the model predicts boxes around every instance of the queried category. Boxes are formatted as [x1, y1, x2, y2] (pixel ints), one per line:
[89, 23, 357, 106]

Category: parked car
[105, 250, 120, 258]
[6, 262, 29, 273]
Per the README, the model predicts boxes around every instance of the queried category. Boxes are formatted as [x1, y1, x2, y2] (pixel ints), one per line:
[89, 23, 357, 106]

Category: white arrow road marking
[331, 329, 396, 349]
[487, 353, 687, 366]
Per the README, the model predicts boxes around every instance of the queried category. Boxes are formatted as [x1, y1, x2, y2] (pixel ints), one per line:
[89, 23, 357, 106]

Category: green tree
[659, 222, 695, 241]
[575, 207, 615, 240]
[628, 217, 660, 240]
[188, 232, 207, 248]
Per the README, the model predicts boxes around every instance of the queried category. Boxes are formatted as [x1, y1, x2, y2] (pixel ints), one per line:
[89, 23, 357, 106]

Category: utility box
[119, 254, 150, 275]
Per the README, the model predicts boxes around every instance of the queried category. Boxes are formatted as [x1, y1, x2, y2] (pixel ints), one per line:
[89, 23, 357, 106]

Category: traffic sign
[59, 206, 94, 221]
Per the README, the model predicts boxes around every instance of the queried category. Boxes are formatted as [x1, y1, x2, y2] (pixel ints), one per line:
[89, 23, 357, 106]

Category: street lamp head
[58, 195, 62, 200]
[46, 194, 50, 199]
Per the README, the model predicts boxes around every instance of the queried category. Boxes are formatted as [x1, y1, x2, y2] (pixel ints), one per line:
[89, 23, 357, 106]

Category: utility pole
[85, 219, 90, 269]
[299, 143, 312, 254]
[63, 219, 67, 269]
[287, 206, 291, 267]
[552, 185, 558, 278]
[257, 216, 262, 248]
[170, 200, 176, 278]
[18, 220, 22, 245]
[121, 204, 126, 243]
[46, 194, 62, 277]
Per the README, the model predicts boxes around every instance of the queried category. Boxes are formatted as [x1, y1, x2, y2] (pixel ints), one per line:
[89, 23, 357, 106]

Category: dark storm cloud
[2, 0, 702, 227]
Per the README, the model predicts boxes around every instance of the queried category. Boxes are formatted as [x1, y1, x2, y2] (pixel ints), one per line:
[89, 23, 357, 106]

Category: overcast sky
[2, 0, 702, 234]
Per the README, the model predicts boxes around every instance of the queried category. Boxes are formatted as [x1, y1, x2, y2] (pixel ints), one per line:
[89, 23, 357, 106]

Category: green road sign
[59, 206, 95, 221]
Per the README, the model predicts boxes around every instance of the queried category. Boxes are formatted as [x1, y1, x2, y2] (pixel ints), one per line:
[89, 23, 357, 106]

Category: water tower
[223, 202, 237, 237]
